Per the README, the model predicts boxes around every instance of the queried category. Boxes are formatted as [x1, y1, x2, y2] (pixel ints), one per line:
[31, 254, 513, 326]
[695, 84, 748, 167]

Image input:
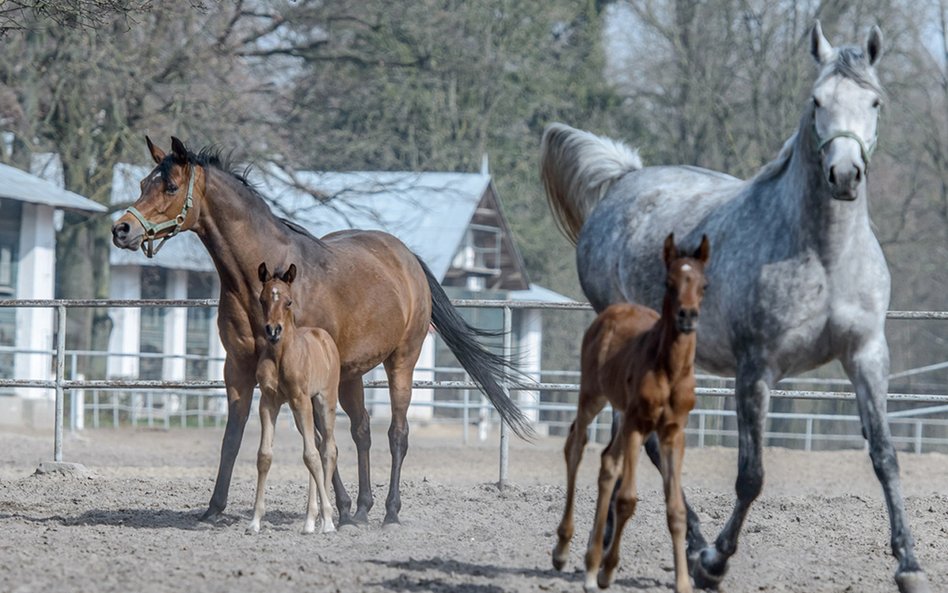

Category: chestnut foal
[248, 262, 339, 535]
[553, 234, 710, 593]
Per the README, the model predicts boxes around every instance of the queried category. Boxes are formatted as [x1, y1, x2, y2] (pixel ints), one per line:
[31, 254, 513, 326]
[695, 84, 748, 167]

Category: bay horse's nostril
[113, 221, 130, 240]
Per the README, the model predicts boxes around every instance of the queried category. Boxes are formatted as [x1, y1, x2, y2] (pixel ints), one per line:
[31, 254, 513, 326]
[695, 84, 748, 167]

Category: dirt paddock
[0, 419, 945, 593]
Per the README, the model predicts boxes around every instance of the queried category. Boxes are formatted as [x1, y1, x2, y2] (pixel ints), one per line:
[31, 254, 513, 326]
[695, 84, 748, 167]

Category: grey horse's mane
[751, 46, 884, 185]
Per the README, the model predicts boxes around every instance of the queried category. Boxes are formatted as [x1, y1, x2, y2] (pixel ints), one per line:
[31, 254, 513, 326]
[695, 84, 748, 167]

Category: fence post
[54, 305, 66, 462]
[915, 421, 923, 454]
[805, 418, 814, 452]
[698, 412, 706, 448]
[498, 305, 512, 489]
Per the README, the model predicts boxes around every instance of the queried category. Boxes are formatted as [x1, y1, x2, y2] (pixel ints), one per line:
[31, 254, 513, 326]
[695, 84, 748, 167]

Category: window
[139, 267, 167, 380]
[0, 199, 21, 381]
[186, 272, 215, 379]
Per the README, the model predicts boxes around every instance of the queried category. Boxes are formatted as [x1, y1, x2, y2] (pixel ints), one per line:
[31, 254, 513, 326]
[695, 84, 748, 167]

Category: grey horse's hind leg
[644, 432, 708, 558]
[843, 337, 930, 593]
[693, 370, 771, 589]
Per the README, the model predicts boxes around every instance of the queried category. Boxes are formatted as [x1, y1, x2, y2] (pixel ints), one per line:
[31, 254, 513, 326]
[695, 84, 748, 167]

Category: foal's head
[257, 262, 298, 344]
[662, 233, 710, 335]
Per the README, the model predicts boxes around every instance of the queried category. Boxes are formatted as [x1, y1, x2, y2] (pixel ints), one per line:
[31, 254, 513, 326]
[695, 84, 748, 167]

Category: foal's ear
[257, 262, 269, 283]
[810, 20, 834, 65]
[663, 233, 678, 268]
[694, 234, 711, 264]
[282, 263, 297, 284]
[866, 25, 883, 66]
[170, 136, 188, 164]
[146, 136, 165, 165]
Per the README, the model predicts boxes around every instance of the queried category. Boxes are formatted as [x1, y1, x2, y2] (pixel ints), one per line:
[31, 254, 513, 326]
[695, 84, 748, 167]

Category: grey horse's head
[809, 21, 885, 201]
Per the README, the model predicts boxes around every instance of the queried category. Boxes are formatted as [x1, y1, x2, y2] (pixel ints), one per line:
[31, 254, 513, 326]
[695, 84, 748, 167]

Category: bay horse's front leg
[658, 426, 692, 593]
[644, 432, 707, 561]
[202, 357, 256, 522]
[598, 427, 643, 590]
[842, 336, 930, 593]
[584, 428, 625, 593]
[337, 377, 373, 524]
[693, 369, 772, 589]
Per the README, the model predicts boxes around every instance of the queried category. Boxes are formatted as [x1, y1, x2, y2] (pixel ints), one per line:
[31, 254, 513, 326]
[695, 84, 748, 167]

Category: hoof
[382, 513, 400, 526]
[597, 567, 615, 589]
[352, 509, 370, 524]
[200, 507, 226, 524]
[321, 519, 337, 534]
[691, 548, 727, 590]
[246, 522, 260, 535]
[583, 573, 601, 593]
[895, 570, 931, 593]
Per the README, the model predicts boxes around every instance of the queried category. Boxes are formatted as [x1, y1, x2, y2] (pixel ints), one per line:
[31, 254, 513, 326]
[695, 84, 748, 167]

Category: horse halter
[125, 165, 196, 258]
[812, 123, 877, 172]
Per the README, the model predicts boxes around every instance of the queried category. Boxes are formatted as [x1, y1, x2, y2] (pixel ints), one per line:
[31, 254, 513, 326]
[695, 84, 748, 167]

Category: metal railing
[3, 298, 948, 483]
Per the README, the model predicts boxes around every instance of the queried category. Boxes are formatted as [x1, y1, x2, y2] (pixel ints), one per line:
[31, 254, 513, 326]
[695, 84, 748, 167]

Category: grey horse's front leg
[693, 369, 772, 589]
[843, 337, 930, 593]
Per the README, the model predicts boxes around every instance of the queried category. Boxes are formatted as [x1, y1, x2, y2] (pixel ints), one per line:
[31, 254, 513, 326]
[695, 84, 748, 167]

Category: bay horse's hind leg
[337, 377, 373, 524]
[204, 358, 256, 522]
[382, 347, 422, 525]
[843, 337, 930, 593]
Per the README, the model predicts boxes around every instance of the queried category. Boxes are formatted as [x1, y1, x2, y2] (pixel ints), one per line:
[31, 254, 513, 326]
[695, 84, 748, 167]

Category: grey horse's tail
[540, 122, 643, 244]
[416, 255, 534, 440]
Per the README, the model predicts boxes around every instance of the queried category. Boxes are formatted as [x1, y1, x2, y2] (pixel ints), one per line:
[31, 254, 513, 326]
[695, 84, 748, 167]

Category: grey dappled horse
[541, 22, 929, 593]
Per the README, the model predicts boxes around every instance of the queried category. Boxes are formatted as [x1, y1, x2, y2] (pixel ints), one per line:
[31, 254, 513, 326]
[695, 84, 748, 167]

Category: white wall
[13, 203, 55, 399]
[163, 270, 188, 381]
[517, 308, 542, 424]
[107, 267, 142, 378]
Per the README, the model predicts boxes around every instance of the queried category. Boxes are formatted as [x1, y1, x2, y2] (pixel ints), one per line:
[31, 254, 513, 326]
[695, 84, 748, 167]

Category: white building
[0, 159, 105, 422]
[108, 163, 571, 424]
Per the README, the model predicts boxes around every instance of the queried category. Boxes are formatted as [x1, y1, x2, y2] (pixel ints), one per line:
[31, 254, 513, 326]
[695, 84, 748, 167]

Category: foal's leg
[599, 426, 643, 589]
[247, 397, 279, 534]
[584, 428, 626, 593]
[843, 337, 929, 593]
[203, 357, 256, 522]
[644, 432, 707, 559]
[693, 367, 772, 589]
[292, 393, 335, 534]
[658, 426, 693, 593]
[553, 390, 606, 571]
[382, 351, 421, 525]
[336, 377, 372, 524]
[313, 391, 339, 527]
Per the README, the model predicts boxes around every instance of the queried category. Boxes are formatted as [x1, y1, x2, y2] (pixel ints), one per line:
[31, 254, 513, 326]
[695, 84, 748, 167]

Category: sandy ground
[0, 419, 945, 593]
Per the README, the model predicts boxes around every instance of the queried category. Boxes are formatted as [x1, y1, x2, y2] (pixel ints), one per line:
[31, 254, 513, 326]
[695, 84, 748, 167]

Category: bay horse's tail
[416, 256, 535, 440]
[540, 122, 643, 244]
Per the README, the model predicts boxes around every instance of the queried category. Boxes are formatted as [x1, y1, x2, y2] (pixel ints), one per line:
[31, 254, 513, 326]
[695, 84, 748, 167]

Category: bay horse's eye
[165, 183, 179, 195]
[285, 299, 293, 308]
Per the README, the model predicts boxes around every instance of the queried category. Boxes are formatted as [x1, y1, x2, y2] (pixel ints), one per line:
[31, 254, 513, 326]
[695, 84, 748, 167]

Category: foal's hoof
[691, 547, 727, 590]
[551, 540, 569, 571]
[895, 570, 931, 593]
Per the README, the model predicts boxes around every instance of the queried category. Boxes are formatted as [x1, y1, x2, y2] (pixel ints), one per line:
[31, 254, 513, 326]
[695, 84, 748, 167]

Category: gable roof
[109, 164, 524, 284]
[0, 161, 106, 213]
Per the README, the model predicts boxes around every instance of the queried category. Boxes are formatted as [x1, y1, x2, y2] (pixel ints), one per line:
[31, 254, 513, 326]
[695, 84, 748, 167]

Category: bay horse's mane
[159, 145, 330, 249]
[751, 45, 884, 186]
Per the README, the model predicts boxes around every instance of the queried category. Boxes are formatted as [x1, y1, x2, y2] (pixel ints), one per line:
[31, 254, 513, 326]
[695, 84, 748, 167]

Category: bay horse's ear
[810, 20, 833, 65]
[170, 136, 188, 164]
[283, 263, 297, 284]
[258, 262, 269, 283]
[694, 234, 711, 264]
[866, 25, 883, 66]
[663, 233, 677, 268]
[146, 136, 165, 164]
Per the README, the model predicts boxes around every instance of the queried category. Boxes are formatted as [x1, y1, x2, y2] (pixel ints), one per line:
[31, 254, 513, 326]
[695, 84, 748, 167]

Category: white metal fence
[3, 299, 948, 483]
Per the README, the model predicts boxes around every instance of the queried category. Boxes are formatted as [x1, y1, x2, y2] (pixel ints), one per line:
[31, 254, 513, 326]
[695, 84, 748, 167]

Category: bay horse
[553, 234, 708, 593]
[248, 262, 338, 535]
[112, 137, 531, 526]
[540, 21, 929, 593]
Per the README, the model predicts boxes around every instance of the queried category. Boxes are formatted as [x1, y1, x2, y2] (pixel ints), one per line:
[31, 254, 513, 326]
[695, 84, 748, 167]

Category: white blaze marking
[681, 264, 692, 271]
[271, 287, 280, 302]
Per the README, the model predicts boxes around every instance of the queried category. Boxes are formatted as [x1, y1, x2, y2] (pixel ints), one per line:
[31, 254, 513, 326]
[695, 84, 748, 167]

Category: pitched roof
[0, 161, 105, 213]
[110, 165, 506, 281]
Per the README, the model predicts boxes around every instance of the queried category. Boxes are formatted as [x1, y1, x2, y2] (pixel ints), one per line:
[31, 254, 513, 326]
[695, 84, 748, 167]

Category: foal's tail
[540, 122, 643, 244]
[416, 256, 534, 440]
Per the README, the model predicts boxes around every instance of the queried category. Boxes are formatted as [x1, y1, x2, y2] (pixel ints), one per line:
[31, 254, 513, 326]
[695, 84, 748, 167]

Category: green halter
[125, 165, 196, 258]
[812, 123, 877, 171]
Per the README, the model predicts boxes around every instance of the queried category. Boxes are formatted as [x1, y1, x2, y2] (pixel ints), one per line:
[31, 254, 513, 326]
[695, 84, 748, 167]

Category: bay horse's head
[809, 21, 885, 201]
[663, 233, 710, 335]
[112, 136, 205, 257]
[257, 262, 297, 344]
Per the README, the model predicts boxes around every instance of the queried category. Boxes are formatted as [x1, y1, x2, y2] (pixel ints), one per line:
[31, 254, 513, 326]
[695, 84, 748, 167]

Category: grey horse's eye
[812, 96, 821, 108]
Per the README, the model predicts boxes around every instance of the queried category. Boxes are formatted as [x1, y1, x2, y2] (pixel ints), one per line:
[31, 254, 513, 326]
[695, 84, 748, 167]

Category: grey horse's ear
[694, 235, 711, 264]
[283, 263, 297, 284]
[866, 25, 883, 66]
[810, 20, 834, 65]
[663, 233, 677, 268]
[258, 262, 269, 283]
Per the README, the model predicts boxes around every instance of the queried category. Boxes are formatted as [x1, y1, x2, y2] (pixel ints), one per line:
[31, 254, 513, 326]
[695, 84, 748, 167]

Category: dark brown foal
[553, 233, 710, 593]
